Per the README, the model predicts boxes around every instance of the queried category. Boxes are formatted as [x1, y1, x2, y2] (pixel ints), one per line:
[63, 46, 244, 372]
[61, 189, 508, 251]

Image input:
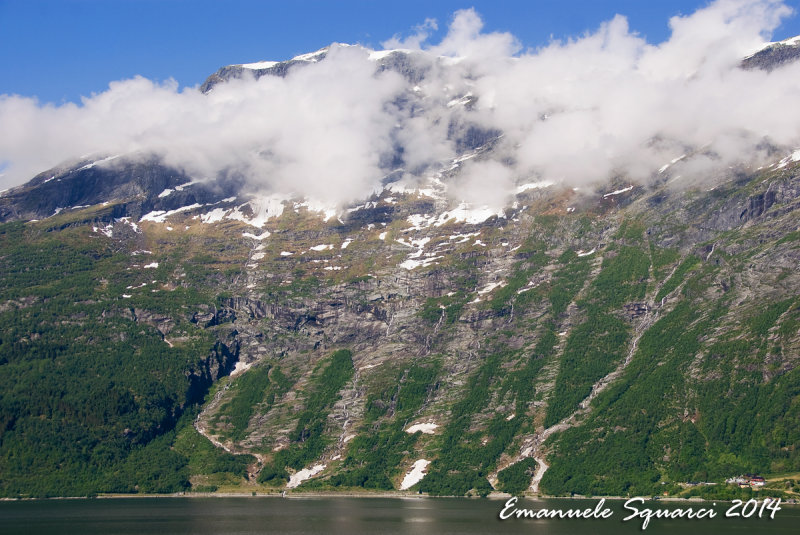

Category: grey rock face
[742, 41, 800, 71]
[200, 55, 326, 93]
[0, 156, 246, 223]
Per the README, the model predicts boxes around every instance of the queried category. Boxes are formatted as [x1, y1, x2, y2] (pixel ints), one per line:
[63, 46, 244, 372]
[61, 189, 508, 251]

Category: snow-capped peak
[368, 48, 413, 61]
[241, 61, 279, 70]
[291, 47, 329, 62]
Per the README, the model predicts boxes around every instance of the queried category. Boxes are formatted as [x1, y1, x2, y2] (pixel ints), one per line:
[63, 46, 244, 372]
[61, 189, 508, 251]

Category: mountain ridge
[1, 41, 800, 499]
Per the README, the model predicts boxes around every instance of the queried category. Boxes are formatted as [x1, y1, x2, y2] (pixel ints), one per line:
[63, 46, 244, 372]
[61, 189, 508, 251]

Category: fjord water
[1, 497, 797, 534]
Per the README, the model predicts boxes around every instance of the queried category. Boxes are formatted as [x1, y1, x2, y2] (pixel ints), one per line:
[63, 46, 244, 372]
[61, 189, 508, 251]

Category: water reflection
[0, 497, 797, 535]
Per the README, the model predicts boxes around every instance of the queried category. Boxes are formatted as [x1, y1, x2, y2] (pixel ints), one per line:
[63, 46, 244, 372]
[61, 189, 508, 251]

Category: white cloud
[430, 8, 521, 61]
[0, 45, 405, 206]
[468, 0, 800, 187]
[451, 159, 514, 210]
[382, 17, 438, 50]
[1, 0, 799, 204]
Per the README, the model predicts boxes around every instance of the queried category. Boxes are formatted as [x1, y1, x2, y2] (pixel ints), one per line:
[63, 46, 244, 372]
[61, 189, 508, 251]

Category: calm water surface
[1, 497, 798, 534]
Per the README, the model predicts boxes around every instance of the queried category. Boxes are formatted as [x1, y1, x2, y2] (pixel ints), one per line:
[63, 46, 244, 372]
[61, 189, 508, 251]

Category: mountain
[742, 36, 800, 71]
[1, 40, 800, 500]
[200, 47, 331, 92]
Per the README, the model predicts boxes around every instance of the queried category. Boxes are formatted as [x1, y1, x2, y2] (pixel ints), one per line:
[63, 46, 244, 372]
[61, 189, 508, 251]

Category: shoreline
[2, 491, 796, 504]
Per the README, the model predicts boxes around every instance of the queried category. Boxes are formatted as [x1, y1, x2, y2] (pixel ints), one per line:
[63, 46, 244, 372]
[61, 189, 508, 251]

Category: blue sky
[2, 0, 800, 104]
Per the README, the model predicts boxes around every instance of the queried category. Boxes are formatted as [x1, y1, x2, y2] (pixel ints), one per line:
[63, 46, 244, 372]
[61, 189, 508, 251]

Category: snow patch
[516, 180, 554, 193]
[141, 203, 203, 223]
[602, 185, 633, 198]
[447, 93, 473, 108]
[341, 238, 353, 249]
[405, 422, 438, 435]
[295, 200, 337, 222]
[577, 248, 596, 257]
[287, 464, 326, 489]
[243, 230, 271, 240]
[386, 176, 446, 201]
[387, 182, 413, 195]
[368, 48, 412, 60]
[347, 201, 377, 213]
[452, 151, 480, 165]
[658, 154, 686, 173]
[126, 282, 147, 290]
[310, 244, 334, 251]
[92, 224, 114, 238]
[227, 195, 285, 228]
[745, 36, 800, 59]
[517, 284, 536, 295]
[280, 251, 294, 256]
[400, 257, 442, 270]
[398, 236, 441, 270]
[478, 281, 506, 295]
[400, 459, 431, 490]
[437, 202, 504, 226]
[200, 208, 227, 224]
[241, 60, 279, 69]
[292, 48, 327, 62]
[231, 360, 253, 376]
[449, 232, 481, 243]
[174, 180, 199, 192]
[143, 262, 159, 269]
[404, 203, 502, 231]
[118, 217, 140, 233]
[406, 213, 437, 231]
[77, 154, 120, 171]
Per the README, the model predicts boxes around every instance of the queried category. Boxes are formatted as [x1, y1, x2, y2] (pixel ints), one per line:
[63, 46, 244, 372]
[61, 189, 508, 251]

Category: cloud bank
[1, 0, 799, 206]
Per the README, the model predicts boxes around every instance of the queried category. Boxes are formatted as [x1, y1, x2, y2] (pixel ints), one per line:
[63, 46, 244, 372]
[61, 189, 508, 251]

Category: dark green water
[0, 497, 797, 534]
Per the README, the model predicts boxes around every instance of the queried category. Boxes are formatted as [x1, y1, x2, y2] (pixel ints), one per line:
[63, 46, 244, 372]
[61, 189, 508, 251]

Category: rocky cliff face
[0, 155, 246, 223]
[2, 139, 800, 496]
[174, 156, 800, 496]
[742, 37, 800, 71]
[2, 39, 800, 499]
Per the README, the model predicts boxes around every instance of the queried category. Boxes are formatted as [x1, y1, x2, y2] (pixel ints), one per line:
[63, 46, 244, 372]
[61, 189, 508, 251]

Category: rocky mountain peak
[742, 34, 800, 71]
